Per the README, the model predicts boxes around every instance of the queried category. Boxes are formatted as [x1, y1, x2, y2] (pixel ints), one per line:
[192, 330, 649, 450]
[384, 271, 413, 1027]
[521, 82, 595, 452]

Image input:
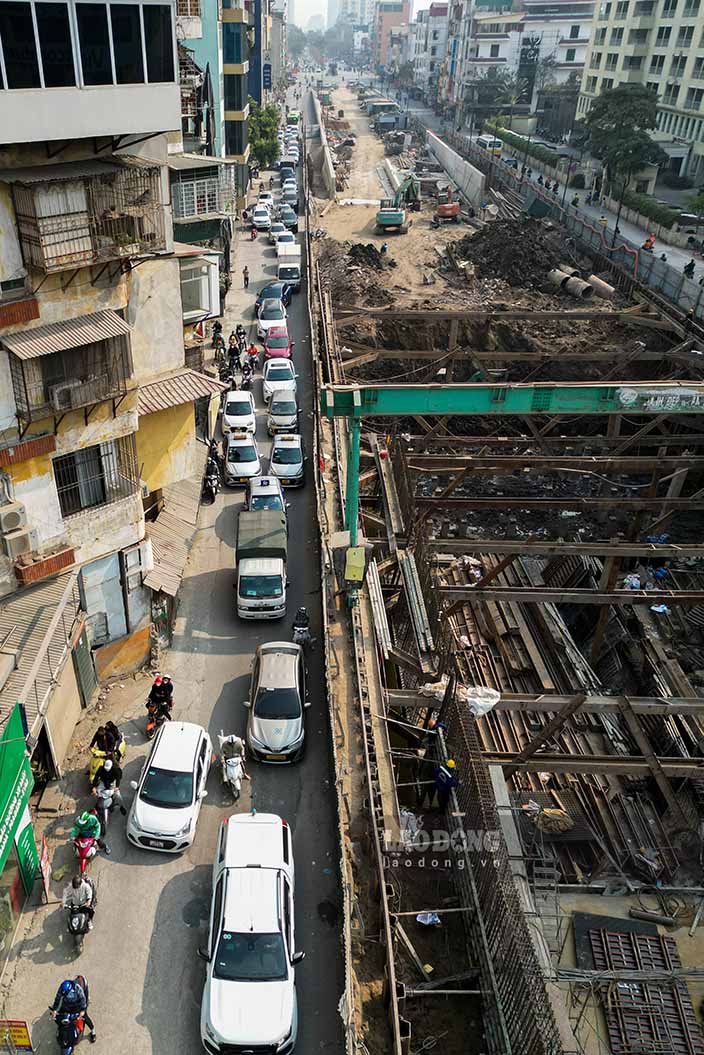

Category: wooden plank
[480, 752, 704, 777]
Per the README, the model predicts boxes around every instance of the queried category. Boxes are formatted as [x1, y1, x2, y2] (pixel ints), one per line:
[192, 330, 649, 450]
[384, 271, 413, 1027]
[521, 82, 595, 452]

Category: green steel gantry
[320, 381, 704, 546]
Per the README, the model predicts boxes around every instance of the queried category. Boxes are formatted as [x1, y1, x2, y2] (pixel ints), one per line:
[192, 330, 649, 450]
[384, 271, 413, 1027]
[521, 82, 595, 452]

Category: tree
[247, 99, 280, 168]
[690, 190, 704, 235]
[286, 23, 306, 62]
[397, 61, 415, 88]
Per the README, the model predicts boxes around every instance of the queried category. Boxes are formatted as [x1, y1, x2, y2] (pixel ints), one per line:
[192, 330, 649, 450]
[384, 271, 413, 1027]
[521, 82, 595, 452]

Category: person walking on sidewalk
[243, 266, 249, 289]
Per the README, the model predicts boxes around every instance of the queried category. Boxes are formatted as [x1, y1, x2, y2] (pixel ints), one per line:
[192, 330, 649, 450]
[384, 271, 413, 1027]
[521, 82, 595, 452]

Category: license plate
[149, 839, 165, 848]
[238, 477, 250, 483]
[267, 754, 287, 761]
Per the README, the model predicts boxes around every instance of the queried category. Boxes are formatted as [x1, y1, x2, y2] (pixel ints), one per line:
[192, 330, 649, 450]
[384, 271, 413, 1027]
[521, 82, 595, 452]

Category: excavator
[375, 174, 421, 234]
[432, 184, 461, 227]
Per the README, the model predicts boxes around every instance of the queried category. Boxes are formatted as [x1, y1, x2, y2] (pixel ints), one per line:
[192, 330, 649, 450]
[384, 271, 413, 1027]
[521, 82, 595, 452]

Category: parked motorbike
[312, 228, 327, 239]
[73, 836, 97, 876]
[202, 458, 221, 504]
[217, 732, 247, 801]
[65, 879, 96, 953]
[55, 1012, 85, 1055]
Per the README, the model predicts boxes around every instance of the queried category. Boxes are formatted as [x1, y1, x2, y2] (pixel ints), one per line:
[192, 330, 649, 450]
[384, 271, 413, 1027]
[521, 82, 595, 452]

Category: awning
[0, 160, 119, 184]
[168, 153, 239, 171]
[1, 310, 131, 361]
[138, 368, 227, 416]
[143, 477, 201, 596]
[173, 240, 222, 260]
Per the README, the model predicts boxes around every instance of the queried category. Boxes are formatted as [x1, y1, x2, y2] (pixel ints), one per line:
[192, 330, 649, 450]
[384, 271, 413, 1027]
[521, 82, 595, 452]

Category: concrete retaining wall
[426, 130, 485, 206]
[311, 94, 336, 200]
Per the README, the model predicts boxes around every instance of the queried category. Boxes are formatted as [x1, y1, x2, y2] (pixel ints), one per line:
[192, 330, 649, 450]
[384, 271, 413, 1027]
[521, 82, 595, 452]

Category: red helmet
[154, 676, 162, 686]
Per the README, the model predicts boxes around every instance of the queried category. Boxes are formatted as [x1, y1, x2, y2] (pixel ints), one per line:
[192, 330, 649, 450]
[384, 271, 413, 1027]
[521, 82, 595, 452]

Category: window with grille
[53, 434, 138, 518]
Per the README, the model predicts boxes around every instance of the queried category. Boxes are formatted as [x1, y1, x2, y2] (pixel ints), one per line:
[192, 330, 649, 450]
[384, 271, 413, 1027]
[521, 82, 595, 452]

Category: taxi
[223, 430, 262, 486]
[269, 433, 305, 487]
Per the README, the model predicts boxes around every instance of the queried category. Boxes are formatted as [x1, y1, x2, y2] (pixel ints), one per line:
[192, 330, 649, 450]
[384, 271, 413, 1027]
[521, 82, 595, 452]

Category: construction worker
[434, 759, 459, 810]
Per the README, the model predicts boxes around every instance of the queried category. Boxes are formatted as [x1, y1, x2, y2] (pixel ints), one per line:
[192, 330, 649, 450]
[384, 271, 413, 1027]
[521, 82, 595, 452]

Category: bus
[287, 110, 301, 126]
[476, 134, 502, 157]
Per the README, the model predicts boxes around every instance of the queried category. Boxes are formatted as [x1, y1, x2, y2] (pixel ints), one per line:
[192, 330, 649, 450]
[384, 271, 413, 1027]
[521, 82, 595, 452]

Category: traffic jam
[56, 107, 315, 1055]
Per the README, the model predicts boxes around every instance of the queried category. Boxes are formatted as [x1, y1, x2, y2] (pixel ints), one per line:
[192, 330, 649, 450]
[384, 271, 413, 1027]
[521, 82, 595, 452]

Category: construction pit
[308, 77, 704, 1055]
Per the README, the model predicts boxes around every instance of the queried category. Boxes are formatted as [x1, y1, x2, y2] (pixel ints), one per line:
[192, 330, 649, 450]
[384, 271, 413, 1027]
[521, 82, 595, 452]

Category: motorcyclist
[91, 758, 125, 805]
[220, 734, 250, 781]
[104, 722, 125, 761]
[148, 674, 173, 709]
[62, 875, 95, 928]
[241, 358, 253, 387]
[70, 811, 109, 855]
[50, 977, 96, 1044]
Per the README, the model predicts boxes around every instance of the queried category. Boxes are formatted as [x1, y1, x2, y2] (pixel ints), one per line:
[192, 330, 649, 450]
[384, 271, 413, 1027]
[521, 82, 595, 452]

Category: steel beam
[416, 498, 703, 510]
[438, 585, 704, 605]
[397, 434, 704, 448]
[481, 752, 704, 776]
[321, 382, 704, 419]
[428, 540, 704, 557]
[404, 455, 704, 471]
[387, 690, 704, 715]
[335, 307, 669, 324]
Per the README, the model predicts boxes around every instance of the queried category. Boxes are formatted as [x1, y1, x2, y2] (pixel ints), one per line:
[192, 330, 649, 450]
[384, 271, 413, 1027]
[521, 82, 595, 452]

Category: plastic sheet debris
[416, 913, 442, 926]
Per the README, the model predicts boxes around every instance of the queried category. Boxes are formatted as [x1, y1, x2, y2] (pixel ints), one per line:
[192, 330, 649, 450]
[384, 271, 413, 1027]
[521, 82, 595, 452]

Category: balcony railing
[8, 337, 131, 425]
[177, 0, 201, 14]
[13, 163, 166, 274]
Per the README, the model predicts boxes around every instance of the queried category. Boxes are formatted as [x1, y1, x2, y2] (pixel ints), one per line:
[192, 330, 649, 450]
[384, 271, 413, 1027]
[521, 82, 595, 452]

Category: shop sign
[14, 808, 39, 894]
[0, 1019, 33, 1051]
[0, 706, 34, 877]
[263, 63, 272, 88]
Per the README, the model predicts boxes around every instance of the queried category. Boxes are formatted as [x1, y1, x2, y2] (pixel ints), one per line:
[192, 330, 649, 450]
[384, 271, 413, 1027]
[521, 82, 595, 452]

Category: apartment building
[271, 2, 287, 90]
[440, 0, 475, 108]
[374, 0, 411, 66]
[578, 0, 704, 180]
[0, 0, 223, 689]
[413, 4, 449, 102]
[328, 0, 341, 27]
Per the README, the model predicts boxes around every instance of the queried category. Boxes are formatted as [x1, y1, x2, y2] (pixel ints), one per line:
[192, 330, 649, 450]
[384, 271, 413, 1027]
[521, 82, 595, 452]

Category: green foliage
[287, 23, 306, 61]
[659, 171, 693, 189]
[569, 172, 585, 189]
[487, 123, 560, 166]
[397, 61, 414, 86]
[616, 185, 678, 227]
[690, 190, 704, 218]
[582, 84, 666, 184]
[247, 98, 281, 168]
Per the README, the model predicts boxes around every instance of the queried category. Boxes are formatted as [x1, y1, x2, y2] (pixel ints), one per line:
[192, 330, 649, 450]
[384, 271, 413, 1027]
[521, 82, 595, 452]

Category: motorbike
[93, 785, 120, 837]
[146, 700, 172, 740]
[88, 736, 125, 784]
[55, 1013, 85, 1055]
[217, 732, 246, 801]
[73, 836, 97, 876]
[202, 459, 220, 504]
[292, 609, 314, 650]
[65, 880, 96, 953]
[211, 321, 223, 349]
[312, 228, 327, 239]
[240, 368, 252, 391]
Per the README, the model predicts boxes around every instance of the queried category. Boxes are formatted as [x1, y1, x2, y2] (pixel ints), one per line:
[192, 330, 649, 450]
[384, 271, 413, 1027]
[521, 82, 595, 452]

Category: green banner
[14, 808, 38, 894]
[0, 706, 34, 877]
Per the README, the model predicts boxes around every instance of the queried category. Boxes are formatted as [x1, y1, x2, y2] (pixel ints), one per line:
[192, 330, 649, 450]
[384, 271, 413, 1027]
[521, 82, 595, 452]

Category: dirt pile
[348, 242, 397, 270]
[450, 217, 564, 288]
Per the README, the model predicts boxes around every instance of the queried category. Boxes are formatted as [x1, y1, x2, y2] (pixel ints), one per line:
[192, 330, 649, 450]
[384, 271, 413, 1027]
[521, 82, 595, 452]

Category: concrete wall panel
[426, 130, 485, 206]
[0, 184, 24, 284]
[127, 258, 185, 382]
[44, 655, 83, 770]
[137, 402, 197, 493]
[65, 492, 145, 564]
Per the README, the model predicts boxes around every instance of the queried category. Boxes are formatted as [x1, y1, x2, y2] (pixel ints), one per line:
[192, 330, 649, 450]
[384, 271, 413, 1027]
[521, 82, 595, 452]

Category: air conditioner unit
[0, 502, 26, 535]
[3, 527, 38, 560]
[50, 381, 83, 412]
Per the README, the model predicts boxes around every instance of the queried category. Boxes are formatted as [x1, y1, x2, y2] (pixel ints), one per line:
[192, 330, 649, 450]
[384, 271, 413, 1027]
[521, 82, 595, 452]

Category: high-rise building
[413, 4, 448, 102]
[373, 0, 411, 65]
[578, 0, 704, 181]
[328, 0, 341, 27]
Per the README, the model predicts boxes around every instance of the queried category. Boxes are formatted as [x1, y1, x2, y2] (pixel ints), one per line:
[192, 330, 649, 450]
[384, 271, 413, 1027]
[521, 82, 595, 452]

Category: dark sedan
[255, 281, 292, 310]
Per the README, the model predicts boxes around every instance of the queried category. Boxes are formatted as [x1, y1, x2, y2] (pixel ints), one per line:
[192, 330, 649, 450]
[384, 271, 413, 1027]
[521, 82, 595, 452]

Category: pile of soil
[450, 217, 564, 288]
[348, 242, 396, 270]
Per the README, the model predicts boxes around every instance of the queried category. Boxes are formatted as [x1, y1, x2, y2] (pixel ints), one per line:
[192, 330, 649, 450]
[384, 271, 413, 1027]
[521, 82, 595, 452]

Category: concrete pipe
[559, 264, 581, 278]
[548, 268, 571, 288]
[564, 276, 595, 300]
[587, 274, 616, 299]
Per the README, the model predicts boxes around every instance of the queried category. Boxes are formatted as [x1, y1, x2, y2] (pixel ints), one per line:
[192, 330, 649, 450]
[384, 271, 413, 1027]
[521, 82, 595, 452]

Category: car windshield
[278, 234, 294, 241]
[279, 268, 298, 280]
[140, 767, 193, 808]
[254, 686, 301, 719]
[226, 401, 251, 417]
[228, 446, 257, 463]
[268, 367, 293, 381]
[214, 931, 287, 982]
[240, 575, 283, 598]
[254, 209, 268, 218]
[251, 494, 284, 512]
[271, 401, 296, 415]
[267, 335, 289, 349]
[273, 447, 301, 464]
[261, 304, 284, 320]
[261, 285, 281, 300]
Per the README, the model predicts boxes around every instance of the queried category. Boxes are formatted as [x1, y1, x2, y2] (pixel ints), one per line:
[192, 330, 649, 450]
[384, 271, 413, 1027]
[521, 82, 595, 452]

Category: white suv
[126, 722, 211, 852]
[199, 813, 304, 1054]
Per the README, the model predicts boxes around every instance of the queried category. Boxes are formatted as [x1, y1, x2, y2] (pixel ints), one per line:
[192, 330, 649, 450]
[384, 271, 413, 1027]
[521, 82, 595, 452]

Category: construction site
[304, 78, 704, 1055]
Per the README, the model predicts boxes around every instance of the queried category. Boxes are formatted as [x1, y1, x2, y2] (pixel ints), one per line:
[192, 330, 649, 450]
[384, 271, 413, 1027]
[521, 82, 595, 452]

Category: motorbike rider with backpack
[50, 976, 96, 1044]
[292, 606, 313, 648]
[240, 358, 253, 389]
[62, 875, 96, 928]
[71, 811, 110, 856]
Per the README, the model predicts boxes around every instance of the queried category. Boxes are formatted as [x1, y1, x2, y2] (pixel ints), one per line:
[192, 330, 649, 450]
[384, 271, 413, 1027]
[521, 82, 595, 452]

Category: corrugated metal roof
[0, 160, 120, 184]
[0, 572, 81, 733]
[1, 310, 131, 360]
[173, 241, 222, 259]
[143, 477, 201, 596]
[168, 153, 238, 170]
[138, 368, 227, 415]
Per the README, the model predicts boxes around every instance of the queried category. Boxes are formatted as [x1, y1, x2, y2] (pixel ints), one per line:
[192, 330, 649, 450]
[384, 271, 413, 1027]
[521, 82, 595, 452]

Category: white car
[222, 389, 256, 434]
[258, 191, 275, 210]
[263, 358, 297, 402]
[281, 179, 297, 193]
[199, 813, 304, 1055]
[275, 230, 296, 247]
[223, 432, 262, 486]
[257, 297, 287, 338]
[252, 205, 271, 230]
[126, 721, 211, 853]
[269, 222, 287, 244]
[270, 433, 305, 487]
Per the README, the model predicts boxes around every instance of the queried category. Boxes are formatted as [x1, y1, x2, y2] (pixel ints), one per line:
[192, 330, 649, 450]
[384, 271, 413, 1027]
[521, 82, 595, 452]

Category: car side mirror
[291, 951, 305, 965]
[304, 700, 312, 709]
[130, 780, 139, 790]
[197, 946, 211, 963]
[243, 699, 251, 708]
[200, 790, 208, 799]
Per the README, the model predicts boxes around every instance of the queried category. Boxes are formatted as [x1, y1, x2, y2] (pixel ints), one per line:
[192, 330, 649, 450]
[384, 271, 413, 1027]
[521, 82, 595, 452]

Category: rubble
[449, 216, 567, 288]
[347, 242, 397, 271]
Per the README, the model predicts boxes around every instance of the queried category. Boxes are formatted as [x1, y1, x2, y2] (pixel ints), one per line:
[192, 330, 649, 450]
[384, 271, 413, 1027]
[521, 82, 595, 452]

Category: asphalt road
[5, 83, 344, 1055]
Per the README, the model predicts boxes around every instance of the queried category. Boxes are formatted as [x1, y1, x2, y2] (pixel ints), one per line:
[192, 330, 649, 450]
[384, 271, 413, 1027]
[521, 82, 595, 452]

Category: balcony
[10, 161, 166, 275]
[2, 310, 133, 432]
